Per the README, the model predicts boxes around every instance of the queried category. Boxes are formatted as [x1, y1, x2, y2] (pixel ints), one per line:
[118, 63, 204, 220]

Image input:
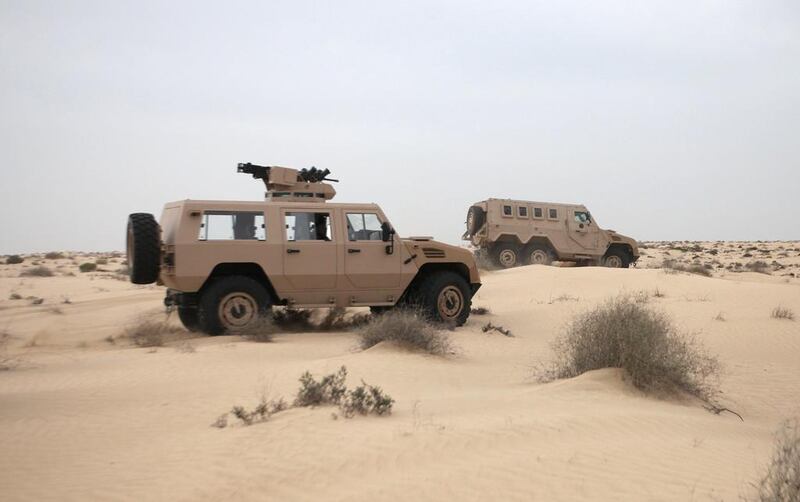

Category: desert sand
[1, 243, 799, 501]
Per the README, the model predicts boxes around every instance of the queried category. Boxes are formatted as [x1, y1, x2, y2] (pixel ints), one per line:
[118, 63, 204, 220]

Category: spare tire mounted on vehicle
[127, 213, 161, 284]
[466, 206, 486, 236]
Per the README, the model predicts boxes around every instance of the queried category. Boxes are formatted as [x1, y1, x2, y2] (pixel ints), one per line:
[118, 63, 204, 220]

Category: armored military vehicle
[126, 164, 481, 334]
[463, 198, 639, 268]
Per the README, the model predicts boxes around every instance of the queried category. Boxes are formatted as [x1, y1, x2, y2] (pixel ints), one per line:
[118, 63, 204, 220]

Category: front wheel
[527, 245, 554, 266]
[493, 245, 519, 268]
[603, 248, 631, 268]
[197, 276, 272, 335]
[416, 271, 472, 326]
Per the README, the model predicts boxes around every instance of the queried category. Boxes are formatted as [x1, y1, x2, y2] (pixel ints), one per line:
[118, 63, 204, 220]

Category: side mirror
[381, 222, 396, 254]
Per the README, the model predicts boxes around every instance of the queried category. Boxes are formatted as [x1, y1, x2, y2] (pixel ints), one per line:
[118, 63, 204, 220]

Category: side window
[574, 211, 591, 223]
[502, 205, 512, 217]
[346, 213, 383, 241]
[548, 208, 558, 220]
[533, 207, 543, 219]
[285, 212, 332, 241]
[518, 206, 528, 218]
[198, 211, 265, 241]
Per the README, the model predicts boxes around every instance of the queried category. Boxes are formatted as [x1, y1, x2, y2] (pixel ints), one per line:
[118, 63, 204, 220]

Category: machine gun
[237, 162, 338, 202]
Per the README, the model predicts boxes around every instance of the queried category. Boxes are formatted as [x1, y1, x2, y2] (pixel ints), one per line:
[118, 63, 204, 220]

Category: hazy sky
[1, 0, 798, 254]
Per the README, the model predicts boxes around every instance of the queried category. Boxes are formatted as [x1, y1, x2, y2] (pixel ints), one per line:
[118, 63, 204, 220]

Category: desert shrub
[230, 397, 288, 426]
[271, 308, 314, 330]
[471, 306, 491, 315]
[238, 316, 277, 342]
[317, 307, 371, 331]
[339, 381, 395, 417]
[6, 255, 24, 265]
[755, 420, 800, 502]
[746, 261, 772, 274]
[358, 309, 452, 355]
[20, 266, 54, 277]
[661, 259, 712, 277]
[295, 366, 348, 407]
[44, 251, 65, 260]
[539, 295, 720, 402]
[9, 293, 22, 300]
[79, 262, 97, 273]
[123, 319, 183, 347]
[294, 366, 393, 417]
[771, 306, 795, 321]
[95, 257, 108, 265]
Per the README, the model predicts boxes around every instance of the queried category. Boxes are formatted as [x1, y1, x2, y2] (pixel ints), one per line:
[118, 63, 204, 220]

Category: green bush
[539, 295, 720, 402]
[79, 262, 97, 273]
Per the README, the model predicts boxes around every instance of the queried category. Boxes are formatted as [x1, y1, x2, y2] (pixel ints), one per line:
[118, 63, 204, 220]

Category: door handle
[287, 249, 301, 254]
[348, 248, 361, 254]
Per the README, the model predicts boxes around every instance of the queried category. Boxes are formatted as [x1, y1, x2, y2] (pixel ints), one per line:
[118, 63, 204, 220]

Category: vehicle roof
[478, 198, 588, 209]
[165, 199, 381, 210]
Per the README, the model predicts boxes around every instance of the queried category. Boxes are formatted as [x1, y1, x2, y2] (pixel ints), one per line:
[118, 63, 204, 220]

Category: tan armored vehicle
[126, 164, 481, 334]
[463, 198, 639, 269]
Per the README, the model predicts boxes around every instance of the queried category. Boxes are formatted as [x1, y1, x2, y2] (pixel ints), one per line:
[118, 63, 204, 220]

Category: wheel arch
[199, 263, 281, 303]
[522, 236, 556, 253]
[605, 243, 634, 260]
[402, 262, 476, 301]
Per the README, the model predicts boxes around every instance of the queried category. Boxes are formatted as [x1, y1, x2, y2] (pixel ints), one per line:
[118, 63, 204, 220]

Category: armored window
[198, 211, 265, 241]
[285, 212, 332, 242]
[346, 213, 383, 241]
[518, 206, 528, 218]
[502, 205, 512, 217]
[548, 208, 558, 220]
[574, 211, 591, 223]
[533, 207, 543, 219]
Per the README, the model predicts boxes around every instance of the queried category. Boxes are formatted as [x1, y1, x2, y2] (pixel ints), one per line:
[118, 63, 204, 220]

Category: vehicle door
[566, 209, 600, 251]
[343, 211, 401, 288]
[282, 209, 338, 289]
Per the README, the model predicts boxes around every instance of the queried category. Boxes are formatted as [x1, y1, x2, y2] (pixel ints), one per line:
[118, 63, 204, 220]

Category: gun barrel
[237, 162, 271, 179]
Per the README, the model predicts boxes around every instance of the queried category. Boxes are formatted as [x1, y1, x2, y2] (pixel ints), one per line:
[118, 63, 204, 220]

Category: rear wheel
[415, 271, 471, 326]
[197, 276, 272, 335]
[493, 244, 519, 268]
[603, 248, 631, 268]
[126, 213, 161, 284]
[527, 244, 554, 266]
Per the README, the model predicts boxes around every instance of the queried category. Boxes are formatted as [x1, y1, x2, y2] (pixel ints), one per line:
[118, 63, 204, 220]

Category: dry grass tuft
[538, 295, 720, 402]
[662, 259, 712, 277]
[746, 261, 772, 275]
[123, 318, 183, 347]
[44, 252, 65, 260]
[755, 419, 800, 502]
[238, 316, 278, 343]
[771, 306, 795, 321]
[358, 309, 452, 355]
[20, 266, 54, 277]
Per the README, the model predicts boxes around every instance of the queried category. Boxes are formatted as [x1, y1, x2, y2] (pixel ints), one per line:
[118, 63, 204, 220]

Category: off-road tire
[126, 213, 161, 284]
[415, 271, 471, 326]
[466, 206, 486, 236]
[197, 275, 272, 335]
[526, 244, 555, 266]
[603, 248, 631, 268]
[177, 307, 200, 332]
[492, 244, 519, 268]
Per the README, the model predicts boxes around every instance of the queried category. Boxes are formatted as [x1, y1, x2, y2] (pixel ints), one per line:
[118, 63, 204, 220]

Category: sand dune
[1, 246, 799, 501]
